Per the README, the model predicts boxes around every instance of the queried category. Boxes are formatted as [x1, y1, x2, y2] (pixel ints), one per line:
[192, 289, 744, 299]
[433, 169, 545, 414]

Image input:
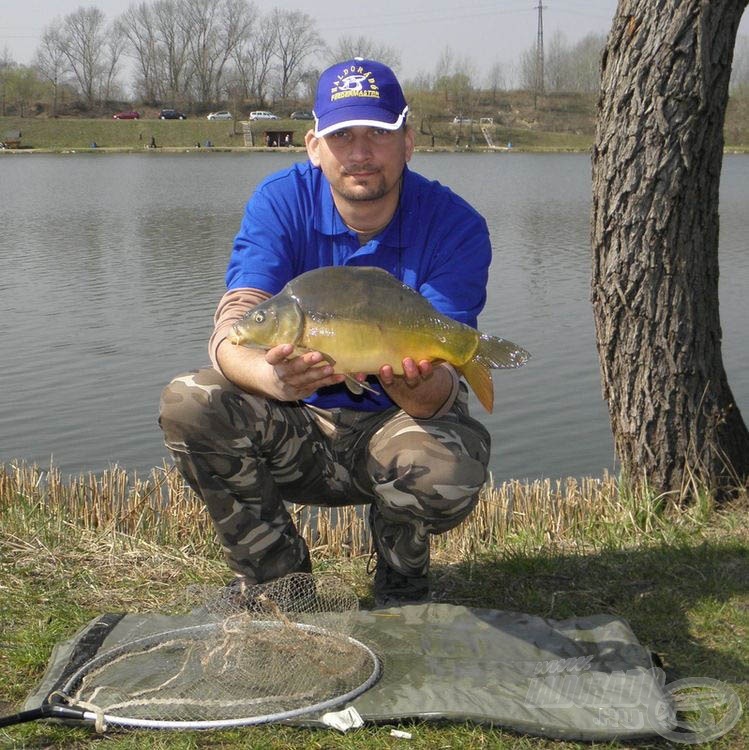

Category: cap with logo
[313, 58, 408, 137]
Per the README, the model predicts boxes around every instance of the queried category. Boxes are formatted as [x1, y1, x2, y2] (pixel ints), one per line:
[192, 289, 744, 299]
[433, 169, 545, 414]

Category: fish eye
[253, 311, 265, 324]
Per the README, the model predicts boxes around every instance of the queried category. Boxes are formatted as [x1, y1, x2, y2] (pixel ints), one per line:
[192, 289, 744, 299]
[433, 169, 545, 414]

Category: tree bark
[591, 0, 749, 497]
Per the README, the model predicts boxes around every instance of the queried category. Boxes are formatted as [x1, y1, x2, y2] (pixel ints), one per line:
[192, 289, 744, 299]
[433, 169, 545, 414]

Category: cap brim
[313, 106, 407, 137]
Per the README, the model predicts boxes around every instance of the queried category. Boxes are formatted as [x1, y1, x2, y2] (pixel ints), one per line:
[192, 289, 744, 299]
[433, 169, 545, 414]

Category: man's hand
[377, 358, 456, 419]
[264, 344, 345, 400]
[378, 358, 434, 389]
[216, 340, 344, 401]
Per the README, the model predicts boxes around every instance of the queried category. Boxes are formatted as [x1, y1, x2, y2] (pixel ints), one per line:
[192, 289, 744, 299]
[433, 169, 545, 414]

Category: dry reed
[0, 460, 693, 562]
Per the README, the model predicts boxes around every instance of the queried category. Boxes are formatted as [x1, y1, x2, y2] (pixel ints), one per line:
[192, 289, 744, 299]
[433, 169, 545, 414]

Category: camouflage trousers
[159, 367, 490, 585]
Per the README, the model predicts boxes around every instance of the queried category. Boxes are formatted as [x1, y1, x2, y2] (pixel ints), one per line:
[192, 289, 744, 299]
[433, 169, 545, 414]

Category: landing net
[53, 573, 381, 730]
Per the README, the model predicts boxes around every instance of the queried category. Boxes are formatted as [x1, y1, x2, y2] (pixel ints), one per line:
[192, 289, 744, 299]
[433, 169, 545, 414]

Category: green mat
[25, 602, 675, 740]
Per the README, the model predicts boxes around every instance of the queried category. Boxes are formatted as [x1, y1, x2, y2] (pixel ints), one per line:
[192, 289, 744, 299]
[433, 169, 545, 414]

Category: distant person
[159, 59, 494, 608]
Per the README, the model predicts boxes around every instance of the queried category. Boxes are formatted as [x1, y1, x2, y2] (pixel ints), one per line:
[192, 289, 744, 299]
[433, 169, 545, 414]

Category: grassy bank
[0, 115, 595, 153]
[1, 461, 747, 748]
[3, 89, 749, 153]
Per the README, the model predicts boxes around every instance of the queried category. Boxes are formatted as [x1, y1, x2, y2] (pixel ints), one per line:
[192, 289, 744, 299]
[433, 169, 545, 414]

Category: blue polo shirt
[226, 161, 491, 411]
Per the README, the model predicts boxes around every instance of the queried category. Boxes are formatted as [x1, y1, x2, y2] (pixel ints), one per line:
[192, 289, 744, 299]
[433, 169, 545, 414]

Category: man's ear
[404, 126, 415, 162]
[305, 130, 321, 166]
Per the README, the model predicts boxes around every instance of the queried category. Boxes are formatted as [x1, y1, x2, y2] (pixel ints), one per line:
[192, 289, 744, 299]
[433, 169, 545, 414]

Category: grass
[0, 115, 595, 153]
[0, 117, 283, 151]
[0, 460, 747, 749]
[2, 88, 749, 153]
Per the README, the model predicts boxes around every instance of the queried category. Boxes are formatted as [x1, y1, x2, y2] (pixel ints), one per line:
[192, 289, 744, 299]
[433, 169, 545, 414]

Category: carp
[230, 266, 529, 412]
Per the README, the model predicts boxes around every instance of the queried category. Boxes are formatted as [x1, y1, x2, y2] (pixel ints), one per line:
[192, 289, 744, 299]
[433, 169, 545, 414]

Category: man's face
[306, 125, 415, 204]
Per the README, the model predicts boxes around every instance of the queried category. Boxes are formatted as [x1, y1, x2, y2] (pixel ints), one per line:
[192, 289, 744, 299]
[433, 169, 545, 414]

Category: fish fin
[461, 335, 530, 413]
[291, 347, 337, 366]
[460, 360, 495, 413]
[344, 375, 379, 396]
[476, 334, 530, 369]
[317, 352, 336, 366]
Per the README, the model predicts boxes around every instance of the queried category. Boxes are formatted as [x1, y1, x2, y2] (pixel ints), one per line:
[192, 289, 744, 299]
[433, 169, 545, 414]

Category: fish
[229, 266, 529, 413]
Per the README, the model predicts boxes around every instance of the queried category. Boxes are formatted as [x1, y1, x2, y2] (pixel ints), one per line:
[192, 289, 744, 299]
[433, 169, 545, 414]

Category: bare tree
[232, 11, 275, 105]
[403, 72, 441, 144]
[182, 0, 253, 107]
[182, 0, 221, 105]
[34, 27, 68, 115]
[101, 24, 126, 102]
[272, 8, 323, 100]
[568, 33, 606, 93]
[59, 7, 109, 109]
[591, 0, 749, 497]
[117, 3, 162, 103]
[326, 36, 401, 70]
[544, 30, 569, 92]
[433, 49, 477, 120]
[485, 61, 506, 104]
[544, 31, 605, 94]
[152, 0, 191, 103]
[517, 45, 537, 91]
[433, 46, 454, 85]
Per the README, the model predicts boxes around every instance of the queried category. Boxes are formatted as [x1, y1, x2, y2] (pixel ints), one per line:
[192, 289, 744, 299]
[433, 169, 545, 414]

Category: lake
[1, 151, 747, 482]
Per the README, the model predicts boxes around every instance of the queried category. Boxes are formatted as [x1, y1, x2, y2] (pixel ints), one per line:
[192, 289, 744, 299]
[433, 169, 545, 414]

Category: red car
[113, 111, 140, 120]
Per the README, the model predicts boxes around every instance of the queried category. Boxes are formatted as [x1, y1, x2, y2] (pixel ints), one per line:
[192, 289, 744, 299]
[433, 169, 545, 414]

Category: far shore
[3, 141, 748, 156]
[0, 143, 585, 155]
[3, 107, 748, 154]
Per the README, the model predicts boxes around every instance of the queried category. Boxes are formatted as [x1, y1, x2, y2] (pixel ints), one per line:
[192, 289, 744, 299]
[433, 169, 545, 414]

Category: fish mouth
[229, 324, 243, 345]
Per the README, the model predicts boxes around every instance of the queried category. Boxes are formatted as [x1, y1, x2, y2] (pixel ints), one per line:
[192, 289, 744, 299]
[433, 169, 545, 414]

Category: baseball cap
[313, 58, 408, 137]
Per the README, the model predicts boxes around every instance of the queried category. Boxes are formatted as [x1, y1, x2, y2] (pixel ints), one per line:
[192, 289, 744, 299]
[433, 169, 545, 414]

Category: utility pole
[534, 1, 545, 108]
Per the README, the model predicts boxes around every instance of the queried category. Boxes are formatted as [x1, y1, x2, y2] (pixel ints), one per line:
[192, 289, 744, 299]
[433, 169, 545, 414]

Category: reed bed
[0, 460, 712, 561]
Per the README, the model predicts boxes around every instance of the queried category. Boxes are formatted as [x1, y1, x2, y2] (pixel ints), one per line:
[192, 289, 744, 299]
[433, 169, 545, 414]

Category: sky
[1, 1, 747, 83]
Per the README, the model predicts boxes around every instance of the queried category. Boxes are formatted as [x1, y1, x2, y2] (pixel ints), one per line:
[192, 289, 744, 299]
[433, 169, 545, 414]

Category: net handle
[0, 702, 93, 728]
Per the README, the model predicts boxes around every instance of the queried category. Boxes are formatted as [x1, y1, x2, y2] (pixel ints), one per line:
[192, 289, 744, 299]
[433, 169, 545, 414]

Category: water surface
[1, 151, 747, 482]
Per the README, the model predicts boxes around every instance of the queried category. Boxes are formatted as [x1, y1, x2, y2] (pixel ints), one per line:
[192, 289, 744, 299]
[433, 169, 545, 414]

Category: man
[159, 58, 492, 607]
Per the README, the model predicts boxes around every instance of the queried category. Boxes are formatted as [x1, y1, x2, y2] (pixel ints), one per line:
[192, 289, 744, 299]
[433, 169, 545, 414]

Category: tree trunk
[591, 0, 749, 497]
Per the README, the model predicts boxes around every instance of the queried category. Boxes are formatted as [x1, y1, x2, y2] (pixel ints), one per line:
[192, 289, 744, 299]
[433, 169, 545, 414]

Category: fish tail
[459, 335, 530, 413]
[460, 359, 495, 413]
[475, 334, 531, 369]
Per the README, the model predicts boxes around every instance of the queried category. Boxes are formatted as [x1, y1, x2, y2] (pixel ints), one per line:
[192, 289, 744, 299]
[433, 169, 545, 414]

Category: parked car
[207, 111, 233, 121]
[290, 110, 313, 120]
[452, 116, 473, 126]
[249, 110, 279, 120]
[113, 110, 140, 120]
[159, 109, 187, 120]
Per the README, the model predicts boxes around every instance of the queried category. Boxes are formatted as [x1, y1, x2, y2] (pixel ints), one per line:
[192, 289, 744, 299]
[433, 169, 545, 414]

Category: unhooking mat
[25, 603, 673, 741]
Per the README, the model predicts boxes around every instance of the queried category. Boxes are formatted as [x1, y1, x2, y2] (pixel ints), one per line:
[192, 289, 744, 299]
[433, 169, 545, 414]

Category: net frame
[54, 619, 381, 730]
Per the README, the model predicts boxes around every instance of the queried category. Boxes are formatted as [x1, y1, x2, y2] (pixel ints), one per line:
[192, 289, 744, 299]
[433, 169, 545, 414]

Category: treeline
[1, 1, 749, 118]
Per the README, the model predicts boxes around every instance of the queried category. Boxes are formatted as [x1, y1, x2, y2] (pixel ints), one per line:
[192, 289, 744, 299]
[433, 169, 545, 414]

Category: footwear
[372, 553, 430, 608]
[221, 572, 318, 615]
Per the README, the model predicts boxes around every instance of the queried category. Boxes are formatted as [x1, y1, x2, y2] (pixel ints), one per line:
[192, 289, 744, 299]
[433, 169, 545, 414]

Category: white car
[207, 111, 233, 121]
[249, 110, 280, 121]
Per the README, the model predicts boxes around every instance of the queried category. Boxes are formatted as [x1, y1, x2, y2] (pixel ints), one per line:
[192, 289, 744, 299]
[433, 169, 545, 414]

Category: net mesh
[58, 574, 380, 728]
